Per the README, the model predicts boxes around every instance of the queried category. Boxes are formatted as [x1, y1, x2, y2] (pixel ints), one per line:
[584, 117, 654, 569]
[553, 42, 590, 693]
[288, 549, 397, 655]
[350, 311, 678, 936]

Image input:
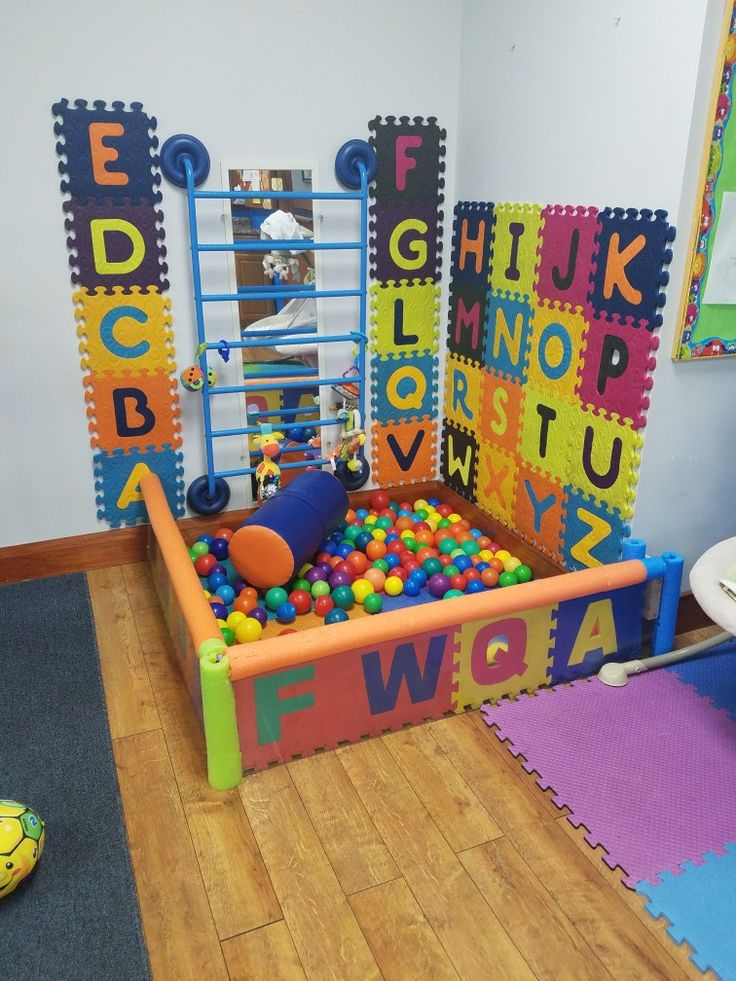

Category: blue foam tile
[636, 842, 736, 980]
[666, 643, 736, 724]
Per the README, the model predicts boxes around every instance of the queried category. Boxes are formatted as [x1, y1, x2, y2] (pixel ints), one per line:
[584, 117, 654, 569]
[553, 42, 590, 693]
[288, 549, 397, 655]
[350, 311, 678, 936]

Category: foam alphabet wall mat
[53, 99, 184, 527]
[368, 116, 445, 487]
[442, 201, 675, 570]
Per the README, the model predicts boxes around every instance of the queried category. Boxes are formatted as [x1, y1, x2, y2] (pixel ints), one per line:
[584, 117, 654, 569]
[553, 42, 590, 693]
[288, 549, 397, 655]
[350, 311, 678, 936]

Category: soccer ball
[0, 800, 45, 899]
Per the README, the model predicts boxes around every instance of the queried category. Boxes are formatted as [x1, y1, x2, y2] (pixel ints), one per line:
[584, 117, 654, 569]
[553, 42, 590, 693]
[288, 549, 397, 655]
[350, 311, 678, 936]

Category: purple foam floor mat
[481, 670, 736, 887]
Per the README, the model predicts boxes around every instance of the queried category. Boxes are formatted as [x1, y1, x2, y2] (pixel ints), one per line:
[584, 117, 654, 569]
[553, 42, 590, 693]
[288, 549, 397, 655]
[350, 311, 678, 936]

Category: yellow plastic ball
[384, 576, 404, 597]
[227, 611, 247, 629]
[494, 549, 511, 563]
[203, 590, 211, 599]
[400, 529, 416, 541]
[448, 512, 463, 524]
[216, 618, 228, 630]
[371, 528, 387, 542]
[298, 563, 314, 577]
[504, 556, 522, 573]
[364, 514, 378, 526]
[235, 618, 263, 643]
[352, 578, 375, 604]
[413, 498, 429, 511]
[478, 549, 494, 562]
[450, 548, 465, 559]
[426, 516, 439, 531]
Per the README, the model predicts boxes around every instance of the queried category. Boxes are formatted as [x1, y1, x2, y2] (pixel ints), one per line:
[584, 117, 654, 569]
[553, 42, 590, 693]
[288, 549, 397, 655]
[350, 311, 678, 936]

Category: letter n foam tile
[483, 291, 533, 381]
[371, 417, 435, 487]
[535, 205, 600, 310]
[576, 313, 659, 428]
[452, 605, 555, 711]
[441, 423, 478, 500]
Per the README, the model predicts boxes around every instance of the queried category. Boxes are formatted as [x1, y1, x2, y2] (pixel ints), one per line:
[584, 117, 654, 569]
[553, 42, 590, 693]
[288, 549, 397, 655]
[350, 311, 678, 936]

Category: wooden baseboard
[0, 486, 714, 639]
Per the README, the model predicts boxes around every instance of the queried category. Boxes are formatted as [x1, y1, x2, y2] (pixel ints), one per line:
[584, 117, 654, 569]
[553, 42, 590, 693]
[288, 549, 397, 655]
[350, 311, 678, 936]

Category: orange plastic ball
[395, 516, 414, 532]
[416, 546, 439, 564]
[476, 536, 492, 550]
[347, 551, 369, 574]
[366, 540, 387, 561]
[415, 529, 435, 546]
[481, 568, 499, 588]
[364, 568, 386, 592]
[233, 592, 257, 615]
[214, 527, 234, 541]
[489, 558, 505, 573]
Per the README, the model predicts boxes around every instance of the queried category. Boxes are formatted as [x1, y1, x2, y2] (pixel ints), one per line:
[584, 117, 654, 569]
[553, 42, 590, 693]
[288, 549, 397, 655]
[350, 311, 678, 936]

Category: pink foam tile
[481, 671, 736, 886]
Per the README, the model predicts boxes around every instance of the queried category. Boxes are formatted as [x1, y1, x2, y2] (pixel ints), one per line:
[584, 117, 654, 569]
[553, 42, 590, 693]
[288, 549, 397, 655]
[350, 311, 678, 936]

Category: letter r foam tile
[636, 844, 736, 979]
[480, 668, 736, 888]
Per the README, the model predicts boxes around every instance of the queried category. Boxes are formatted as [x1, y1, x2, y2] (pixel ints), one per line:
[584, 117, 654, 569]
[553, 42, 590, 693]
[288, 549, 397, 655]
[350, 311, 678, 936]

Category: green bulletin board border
[674, 1, 736, 360]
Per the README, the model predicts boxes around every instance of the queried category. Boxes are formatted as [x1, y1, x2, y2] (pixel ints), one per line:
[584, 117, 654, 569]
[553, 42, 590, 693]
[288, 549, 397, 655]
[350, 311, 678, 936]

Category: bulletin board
[674, 1, 736, 360]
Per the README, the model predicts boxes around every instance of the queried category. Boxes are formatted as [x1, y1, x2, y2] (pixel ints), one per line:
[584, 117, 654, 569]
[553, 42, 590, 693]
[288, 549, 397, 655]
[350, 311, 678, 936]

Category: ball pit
[187, 487, 536, 646]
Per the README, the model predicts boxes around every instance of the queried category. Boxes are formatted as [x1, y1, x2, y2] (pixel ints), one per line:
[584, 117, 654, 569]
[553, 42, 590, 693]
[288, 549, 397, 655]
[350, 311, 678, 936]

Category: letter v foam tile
[636, 845, 736, 979]
[480, 669, 736, 888]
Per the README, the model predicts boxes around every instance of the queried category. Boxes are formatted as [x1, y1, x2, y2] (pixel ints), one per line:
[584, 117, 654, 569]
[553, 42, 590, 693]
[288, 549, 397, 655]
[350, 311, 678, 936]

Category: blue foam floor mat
[666, 641, 736, 724]
[636, 843, 736, 979]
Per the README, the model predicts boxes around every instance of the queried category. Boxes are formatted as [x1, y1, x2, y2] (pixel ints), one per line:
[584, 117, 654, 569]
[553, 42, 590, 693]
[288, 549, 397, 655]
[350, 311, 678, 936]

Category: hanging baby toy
[253, 424, 285, 504]
[330, 406, 368, 489]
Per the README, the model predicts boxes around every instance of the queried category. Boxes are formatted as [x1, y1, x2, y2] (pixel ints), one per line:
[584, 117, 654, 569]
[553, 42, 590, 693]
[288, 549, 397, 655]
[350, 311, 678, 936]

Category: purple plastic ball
[232, 579, 248, 596]
[317, 562, 333, 576]
[305, 567, 327, 584]
[329, 571, 353, 589]
[209, 602, 229, 621]
[210, 563, 227, 577]
[248, 606, 268, 627]
[428, 573, 452, 598]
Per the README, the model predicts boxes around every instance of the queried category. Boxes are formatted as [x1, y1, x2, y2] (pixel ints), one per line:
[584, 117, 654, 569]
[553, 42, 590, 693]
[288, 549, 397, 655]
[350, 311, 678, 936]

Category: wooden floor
[89, 562, 721, 981]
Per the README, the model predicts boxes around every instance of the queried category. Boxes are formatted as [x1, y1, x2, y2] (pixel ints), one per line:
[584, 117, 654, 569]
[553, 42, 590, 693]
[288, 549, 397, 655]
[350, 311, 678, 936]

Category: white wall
[0, 0, 461, 547]
[456, 0, 731, 578]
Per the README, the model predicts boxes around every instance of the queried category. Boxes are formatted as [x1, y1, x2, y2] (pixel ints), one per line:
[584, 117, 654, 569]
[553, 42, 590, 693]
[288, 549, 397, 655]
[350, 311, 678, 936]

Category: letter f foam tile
[480, 667, 736, 888]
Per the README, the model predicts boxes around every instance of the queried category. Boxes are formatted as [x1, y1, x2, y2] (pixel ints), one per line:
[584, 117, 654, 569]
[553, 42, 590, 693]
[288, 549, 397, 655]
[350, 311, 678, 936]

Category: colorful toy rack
[159, 134, 377, 514]
[141, 471, 683, 790]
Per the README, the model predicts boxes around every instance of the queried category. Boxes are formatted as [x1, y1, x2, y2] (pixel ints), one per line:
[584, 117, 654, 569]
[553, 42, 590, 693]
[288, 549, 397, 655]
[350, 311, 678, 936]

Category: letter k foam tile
[480, 668, 736, 888]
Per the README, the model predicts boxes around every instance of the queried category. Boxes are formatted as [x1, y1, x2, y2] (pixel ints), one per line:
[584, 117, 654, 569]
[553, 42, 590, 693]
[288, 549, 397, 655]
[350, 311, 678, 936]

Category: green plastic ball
[332, 585, 355, 610]
[292, 577, 311, 592]
[444, 588, 465, 599]
[364, 593, 383, 614]
[462, 540, 480, 556]
[221, 627, 236, 646]
[515, 565, 533, 583]
[422, 557, 443, 576]
[372, 559, 390, 574]
[439, 538, 456, 555]
[265, 586, 288, 610]
[444, 565, 460, 578]
[191, 540, 210, 557]
[498, 571, 519, 588]
[437, 518, 451, 529]
[311, 580, 331, 598]
[375, 516, 393, 531]
[344, 524, 363, 542]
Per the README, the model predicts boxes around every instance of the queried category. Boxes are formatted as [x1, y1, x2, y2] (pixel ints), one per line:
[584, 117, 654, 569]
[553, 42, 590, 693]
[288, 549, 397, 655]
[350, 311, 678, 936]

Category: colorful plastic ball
[287, 426, 305, 443]
[292, 577, 312, 593]
[466, 579, 485, 594]
[384, 576, 404, 597]
[355, 508, 369, 521]
[363, 593, 383, 614]
[444, 589, 465, 599]
[329, 571, 354, 590]
[214, 527, 234, 541]
[314, 595, 335, 617]
[191, 540, 210, 558]
[276, 602, 297, 624]
[337, 543, 354, 558]
[264, 587, 287, 611]
[305, 567, 327, 585]
[515, 564, 533, 583]
[503, 556, 522, 573]
[494, 549, 511, 563]
[209, 602, 229, 621]
[232, 579, 248, 596]
[352, 579, 375, 604]
[215, 584, 235, 606]
[461, 540, 480, 556]
[0, 800, 45, 898]
[331, 585, 355, 610]
[481, 568, 499, 588]
[247, 606, 268, 627]
[194, 554, 217, 577]
[409, 568, 427, 586]
[449, 574, 468, 592]
[288, 590, 312, 615]
[233, 592, 257, 615]
[209, 538, 230, 561]
[311, 580, 331, 598]
[370, 490, 390, 511]
[353, 532, 373, 553]
[221, 627, 236, 646]
[422, 557, 443, 577]
[453, 554, 473, 573]
[384, 553, 401, 570]
[444, 565, 460, 578]
[372, 558, 390, 575]
[498, 571, 519, 587]
[235, 618, 263, 643]
[428, 573, 451, 598]
[366, 540, 387, 561]
[325, 608, 349, 624]
[227, 611, 247, 629]
[364, 568, 386, 592]
[403, 578, 422, 597]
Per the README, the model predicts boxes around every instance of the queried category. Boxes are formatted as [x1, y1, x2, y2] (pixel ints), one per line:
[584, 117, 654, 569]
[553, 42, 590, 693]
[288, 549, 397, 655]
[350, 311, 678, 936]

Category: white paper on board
[703, 190, 736, 304]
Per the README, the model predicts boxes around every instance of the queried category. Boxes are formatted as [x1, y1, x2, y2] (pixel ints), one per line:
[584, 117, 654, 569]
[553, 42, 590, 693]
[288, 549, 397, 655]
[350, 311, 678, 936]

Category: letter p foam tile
[480, 667, 736, 888]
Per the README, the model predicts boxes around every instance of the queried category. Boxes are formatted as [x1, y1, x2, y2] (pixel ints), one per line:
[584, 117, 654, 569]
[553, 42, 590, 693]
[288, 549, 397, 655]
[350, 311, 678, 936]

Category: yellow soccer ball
[0, 800, 45, 899]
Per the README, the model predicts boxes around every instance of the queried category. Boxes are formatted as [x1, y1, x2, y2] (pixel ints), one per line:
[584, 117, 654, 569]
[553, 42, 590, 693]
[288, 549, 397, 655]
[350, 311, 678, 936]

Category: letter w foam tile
[480, 667, 736, 888]
[636, 844, 736, 979]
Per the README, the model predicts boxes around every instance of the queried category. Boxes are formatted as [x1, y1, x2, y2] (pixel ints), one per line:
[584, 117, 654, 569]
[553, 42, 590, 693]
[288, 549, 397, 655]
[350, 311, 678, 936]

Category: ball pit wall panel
[141, 473, 682, 789]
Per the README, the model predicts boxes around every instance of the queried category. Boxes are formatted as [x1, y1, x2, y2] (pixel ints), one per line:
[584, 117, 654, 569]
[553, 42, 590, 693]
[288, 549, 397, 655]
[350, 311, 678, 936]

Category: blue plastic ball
[476, 562, 490, 573]
[210, 538, 230, 560]
[325, 608, 349, 624]
[287, 427, 305, 443]
[337, 543, 354, 559]
[355, 508, 369, 521]
[210, 602, 228, 620]
[403, 578, 422, 597]
[302, 427, 316, 440]
[197, 534, 214, 546]
[216, 584, 235, 606]
[208, 572, 228, 591]
[276, 602, 297, 624]
[385, 533, 400, 544]
[427, 497, 440, 507]
[331, 531, 344, 545]
[470, 528, 483, 539]
[466, 579, 485, 594]
[453, 555, 473, 573]
[408, 568, 427, 586]
[384, 553, 401, 569]
[354, 532, 374, 551]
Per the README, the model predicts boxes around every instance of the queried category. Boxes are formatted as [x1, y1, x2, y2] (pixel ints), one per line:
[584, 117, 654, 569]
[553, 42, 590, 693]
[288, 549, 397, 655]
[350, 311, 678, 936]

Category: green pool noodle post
[198, 639, 242, 789]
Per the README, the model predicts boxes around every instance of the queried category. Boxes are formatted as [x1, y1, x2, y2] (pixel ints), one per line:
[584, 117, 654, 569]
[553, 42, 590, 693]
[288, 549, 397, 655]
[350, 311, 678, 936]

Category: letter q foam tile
[480, 667, 736, 889]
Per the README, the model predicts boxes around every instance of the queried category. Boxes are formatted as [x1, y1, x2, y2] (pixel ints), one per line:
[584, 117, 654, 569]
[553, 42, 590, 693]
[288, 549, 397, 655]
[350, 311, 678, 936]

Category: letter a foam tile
[636, 844, 736, 980]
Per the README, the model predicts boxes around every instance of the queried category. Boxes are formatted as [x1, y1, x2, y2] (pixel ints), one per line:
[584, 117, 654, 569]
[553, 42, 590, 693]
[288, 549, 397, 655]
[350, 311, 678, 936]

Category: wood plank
[348, 878, 459, 981]
[458, 838, 608, 981]
[287, 752, 400, 895]
[337, 738, 535, 980]
[87, 566, 159, 740]
[221, 922, 306, 981]
[434, 713, 690, 979]
[556, 817, 721, 981]
[382, 725, 504, 851]
[238, 765, 380, 981]
[132, 599, 281, 939]
[114, 728, 228, 981]
[122, 561, 157, 612]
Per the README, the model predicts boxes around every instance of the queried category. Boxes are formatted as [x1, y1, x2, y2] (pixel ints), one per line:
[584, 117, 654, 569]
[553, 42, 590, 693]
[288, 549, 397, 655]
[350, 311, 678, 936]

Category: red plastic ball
[370, 490, 390, 511]
[346, 551, 369, 574]
[194, 554, 217, 577]
[214, 527, 234, 541]
[387, 540, 406, 555]
[449, 573, 468, 592]
[314, 595, 335, 617]
[288, 590, 312, 615]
